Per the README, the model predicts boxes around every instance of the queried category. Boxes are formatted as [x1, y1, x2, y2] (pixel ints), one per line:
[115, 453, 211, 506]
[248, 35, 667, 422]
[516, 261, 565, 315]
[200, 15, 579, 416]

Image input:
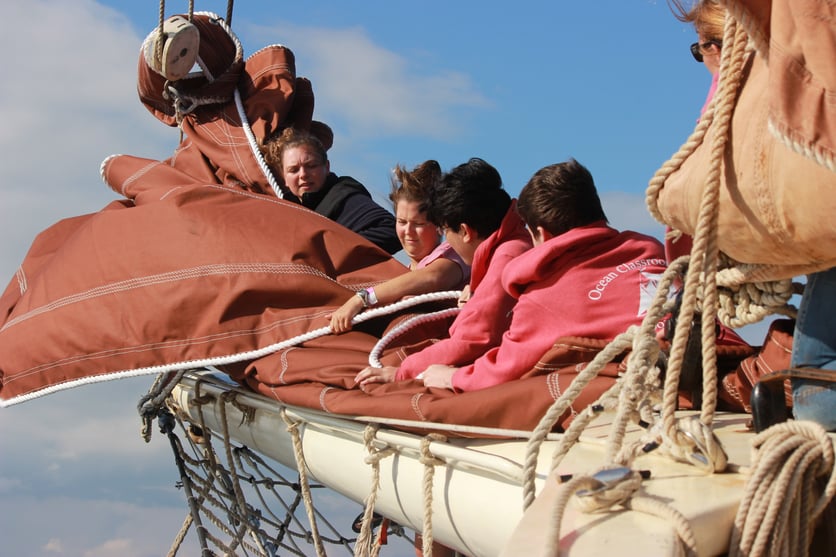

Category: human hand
[418, 364, 456, 390]
[457, 285, 471, 308]
[355, 365, 398, 386]
[330, 296, 364, 333]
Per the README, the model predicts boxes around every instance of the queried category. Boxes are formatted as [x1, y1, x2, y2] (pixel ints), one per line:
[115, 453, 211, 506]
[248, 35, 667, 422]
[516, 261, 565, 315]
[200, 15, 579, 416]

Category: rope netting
[139, 290, 461, 556]
[153, 397, 413, 557]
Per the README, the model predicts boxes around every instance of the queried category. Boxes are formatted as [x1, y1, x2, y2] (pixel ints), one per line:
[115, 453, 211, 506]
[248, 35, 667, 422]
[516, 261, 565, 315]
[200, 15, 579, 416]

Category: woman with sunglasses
[663, 1, 725, 266]
[669, 0, 724, 115]
[668, 3, 836, 431]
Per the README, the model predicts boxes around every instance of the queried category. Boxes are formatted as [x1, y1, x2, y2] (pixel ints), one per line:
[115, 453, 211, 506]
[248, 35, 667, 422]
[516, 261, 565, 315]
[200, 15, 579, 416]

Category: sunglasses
[690, 40, 722, 62]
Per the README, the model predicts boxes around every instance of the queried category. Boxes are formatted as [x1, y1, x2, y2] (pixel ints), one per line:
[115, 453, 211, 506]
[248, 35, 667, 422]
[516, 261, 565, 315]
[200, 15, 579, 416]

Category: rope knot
[663, 416, 728, 473]
[354, 424, 396, 557]
[573, 466, 643, 513]
[419, 434, 447, 467]
[362, 424, 396, 465]
[283, 417, 300, 435]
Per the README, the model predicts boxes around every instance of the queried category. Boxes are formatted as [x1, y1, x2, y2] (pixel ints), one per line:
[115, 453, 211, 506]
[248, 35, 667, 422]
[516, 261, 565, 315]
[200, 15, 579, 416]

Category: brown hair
[517, 158, 607, 237]
[668, 0, 725, 42]
[389, 160, 442, 212]
[260, 127, 329, 176]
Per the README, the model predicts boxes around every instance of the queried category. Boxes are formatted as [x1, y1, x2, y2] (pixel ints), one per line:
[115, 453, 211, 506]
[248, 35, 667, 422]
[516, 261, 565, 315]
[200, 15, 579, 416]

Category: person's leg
[791, 268, 836, 430]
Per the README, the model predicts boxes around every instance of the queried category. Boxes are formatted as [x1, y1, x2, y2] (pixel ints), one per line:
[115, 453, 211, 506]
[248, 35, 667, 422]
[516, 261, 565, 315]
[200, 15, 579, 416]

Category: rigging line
[156, 0, 165, 67]
[234, 87, 284, 198]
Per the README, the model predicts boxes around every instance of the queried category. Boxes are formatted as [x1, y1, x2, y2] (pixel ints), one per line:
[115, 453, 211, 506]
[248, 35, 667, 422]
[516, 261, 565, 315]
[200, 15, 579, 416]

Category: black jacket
[297, 173, 400, 254]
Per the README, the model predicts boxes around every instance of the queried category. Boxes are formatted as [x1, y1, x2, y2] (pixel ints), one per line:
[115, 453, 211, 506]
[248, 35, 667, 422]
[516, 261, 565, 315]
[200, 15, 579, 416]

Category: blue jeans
[791, 268, 836, 431]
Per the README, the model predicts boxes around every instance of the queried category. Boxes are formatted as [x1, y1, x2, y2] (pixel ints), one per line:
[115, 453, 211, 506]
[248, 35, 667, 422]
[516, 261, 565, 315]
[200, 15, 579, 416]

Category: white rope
[768, 119, 836, 173]
[368, 290, 461, 367]
[233, 87, 284, 199]
[418, 433, 447, 557]
[280, 408, 327, 556]
[521, 330, 637, 509]
[354, 425, 396, 557]
[3, 290, 461, 408]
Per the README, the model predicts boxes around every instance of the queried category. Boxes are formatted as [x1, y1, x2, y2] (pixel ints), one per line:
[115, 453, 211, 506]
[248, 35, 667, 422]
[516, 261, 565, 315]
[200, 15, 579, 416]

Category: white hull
[166, 370, 790, 556]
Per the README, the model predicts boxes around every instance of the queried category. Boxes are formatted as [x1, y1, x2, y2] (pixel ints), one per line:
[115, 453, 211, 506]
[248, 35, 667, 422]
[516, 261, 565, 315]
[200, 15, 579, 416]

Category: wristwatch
[356, 289, 370, 308]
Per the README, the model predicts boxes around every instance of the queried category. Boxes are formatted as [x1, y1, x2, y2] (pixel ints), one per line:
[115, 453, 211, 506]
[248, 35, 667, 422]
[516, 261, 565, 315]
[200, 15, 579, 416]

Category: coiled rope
[729, 421, 836, 557]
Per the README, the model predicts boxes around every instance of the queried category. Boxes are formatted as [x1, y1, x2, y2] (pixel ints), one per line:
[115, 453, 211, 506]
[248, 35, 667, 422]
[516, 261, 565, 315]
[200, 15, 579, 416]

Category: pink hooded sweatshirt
[395, 203, 532, 380]
[451, 222, 667, 392]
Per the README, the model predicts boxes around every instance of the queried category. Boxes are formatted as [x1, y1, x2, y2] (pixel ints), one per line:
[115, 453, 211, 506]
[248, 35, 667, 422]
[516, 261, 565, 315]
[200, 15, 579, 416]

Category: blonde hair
[668, 0, 725, 42]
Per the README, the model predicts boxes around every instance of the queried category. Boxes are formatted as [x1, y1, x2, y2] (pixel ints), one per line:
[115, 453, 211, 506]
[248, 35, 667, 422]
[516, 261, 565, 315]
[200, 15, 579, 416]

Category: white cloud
[43, 538, 64, 553]
[0, 476, 23, 493]
[1, 496, 202, 557]
[82, 538, 133, 557]
[599, 190, 665, 240]
[0, 0, 176, 281]
[247, 22, 490, 140]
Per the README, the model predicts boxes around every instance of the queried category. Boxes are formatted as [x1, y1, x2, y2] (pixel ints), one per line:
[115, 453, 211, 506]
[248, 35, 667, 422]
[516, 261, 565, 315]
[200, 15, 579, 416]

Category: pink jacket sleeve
[395, 242, 523, 380]
[451, 295, 551, 391]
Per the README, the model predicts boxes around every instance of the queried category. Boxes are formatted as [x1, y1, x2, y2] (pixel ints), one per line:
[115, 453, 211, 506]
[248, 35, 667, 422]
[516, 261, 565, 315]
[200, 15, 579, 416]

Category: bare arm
[330, 258, 463, 333]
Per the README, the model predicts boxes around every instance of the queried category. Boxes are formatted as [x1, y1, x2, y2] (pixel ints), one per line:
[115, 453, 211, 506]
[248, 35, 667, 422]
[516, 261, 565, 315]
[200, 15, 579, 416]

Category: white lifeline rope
[233, 87, 284, 198]
[2, 291, 462, 408]
[367, 300, 461, 368]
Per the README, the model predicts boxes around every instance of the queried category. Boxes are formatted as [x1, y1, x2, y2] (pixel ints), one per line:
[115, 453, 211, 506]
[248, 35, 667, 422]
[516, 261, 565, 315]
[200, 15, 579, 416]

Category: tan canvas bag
[650, 0, 836, 281]
[656, 51, 836, 271]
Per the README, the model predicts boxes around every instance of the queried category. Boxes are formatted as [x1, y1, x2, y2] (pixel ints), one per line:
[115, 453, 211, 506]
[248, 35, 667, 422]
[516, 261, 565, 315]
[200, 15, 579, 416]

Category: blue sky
[0, 1, 745, 555]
